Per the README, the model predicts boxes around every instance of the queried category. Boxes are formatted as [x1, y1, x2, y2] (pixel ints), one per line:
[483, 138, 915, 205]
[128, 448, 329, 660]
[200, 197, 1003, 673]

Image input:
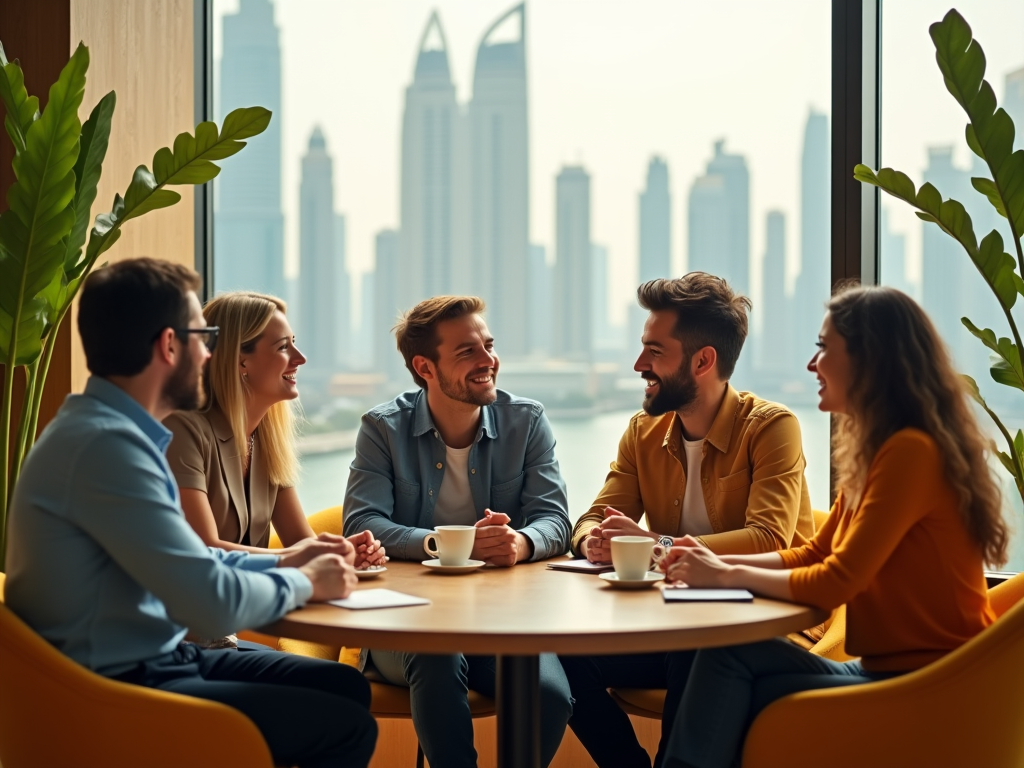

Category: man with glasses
[5, 258, 377, 768]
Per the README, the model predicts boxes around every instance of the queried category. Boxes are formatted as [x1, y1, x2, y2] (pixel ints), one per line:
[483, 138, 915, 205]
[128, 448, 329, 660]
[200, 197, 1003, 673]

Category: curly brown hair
[828, 284, 1008, 566]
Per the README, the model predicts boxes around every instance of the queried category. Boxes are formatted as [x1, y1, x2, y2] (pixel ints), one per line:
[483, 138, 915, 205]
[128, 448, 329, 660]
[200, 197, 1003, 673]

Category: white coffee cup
[610, 536, 656, 581]
[423, 525, 477, 566]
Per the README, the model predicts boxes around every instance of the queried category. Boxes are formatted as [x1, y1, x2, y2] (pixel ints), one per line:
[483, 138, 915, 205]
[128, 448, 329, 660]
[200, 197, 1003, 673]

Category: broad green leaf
[86, 106, 272, 263]
[999, 451, 1017, 477]
[930, 10, 1024, 270]
[964, 316, 1024, 390]
[64, 91, 115, 275]
[973, 230, 1017, 310]
[0, 40, 40, 153]
[0, 296, 45, 365]
[962, 318, 1001, 356]
[0, 43, 87, 369]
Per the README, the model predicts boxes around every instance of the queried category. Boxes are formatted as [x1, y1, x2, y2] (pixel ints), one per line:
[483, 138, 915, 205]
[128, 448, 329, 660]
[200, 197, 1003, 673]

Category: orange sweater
[779, 428, 994, 672]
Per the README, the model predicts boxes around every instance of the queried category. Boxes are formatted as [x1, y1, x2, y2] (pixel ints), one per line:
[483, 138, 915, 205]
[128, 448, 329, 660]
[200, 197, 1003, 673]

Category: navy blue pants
[111, 643, 377, 768]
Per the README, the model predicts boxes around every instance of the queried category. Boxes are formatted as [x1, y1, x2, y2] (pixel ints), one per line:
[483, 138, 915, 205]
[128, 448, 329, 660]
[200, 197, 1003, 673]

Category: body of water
[297, 405, 834, 525]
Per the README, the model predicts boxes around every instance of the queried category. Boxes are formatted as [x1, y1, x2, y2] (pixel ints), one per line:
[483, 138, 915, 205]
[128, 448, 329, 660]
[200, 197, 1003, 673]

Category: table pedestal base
[496, 654, 540, 768]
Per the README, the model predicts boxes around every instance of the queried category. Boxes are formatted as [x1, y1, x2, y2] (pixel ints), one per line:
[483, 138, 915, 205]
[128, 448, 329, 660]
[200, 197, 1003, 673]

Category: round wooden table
[263, 559, 827, 768]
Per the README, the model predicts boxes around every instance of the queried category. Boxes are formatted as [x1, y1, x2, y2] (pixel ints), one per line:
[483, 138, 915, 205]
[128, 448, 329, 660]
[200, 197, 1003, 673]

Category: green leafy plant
[855, 9, 1024, 508]
[0, 41, 271, 569]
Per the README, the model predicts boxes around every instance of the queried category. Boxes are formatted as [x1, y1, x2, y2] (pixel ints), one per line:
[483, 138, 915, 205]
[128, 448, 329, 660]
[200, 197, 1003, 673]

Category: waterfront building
[553, 166, 592, 361]
[467, 3, 530, 358]
[215, 0, 285, 298]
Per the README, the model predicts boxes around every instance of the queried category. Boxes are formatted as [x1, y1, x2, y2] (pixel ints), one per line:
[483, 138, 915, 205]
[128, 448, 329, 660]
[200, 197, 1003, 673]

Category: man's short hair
[78, 257, 202, 377]
[637, 272, 752, 379]
[394, 296, 486, 388]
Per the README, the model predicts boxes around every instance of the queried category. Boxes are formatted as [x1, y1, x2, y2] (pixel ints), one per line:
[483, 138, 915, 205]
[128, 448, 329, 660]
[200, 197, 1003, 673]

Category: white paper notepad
[327, 589, 431, 610]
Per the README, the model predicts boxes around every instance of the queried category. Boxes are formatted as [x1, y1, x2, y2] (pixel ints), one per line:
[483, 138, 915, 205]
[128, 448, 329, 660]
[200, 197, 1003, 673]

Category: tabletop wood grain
[262, 559, 828, 656]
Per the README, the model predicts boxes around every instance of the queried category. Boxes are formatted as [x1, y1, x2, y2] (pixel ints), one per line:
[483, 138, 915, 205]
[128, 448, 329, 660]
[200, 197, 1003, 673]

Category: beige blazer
[164, 407, 279, 548]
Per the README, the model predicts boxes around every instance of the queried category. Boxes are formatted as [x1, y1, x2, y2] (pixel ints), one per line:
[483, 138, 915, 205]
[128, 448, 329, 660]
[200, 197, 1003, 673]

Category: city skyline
[212, 0, 1024, 399]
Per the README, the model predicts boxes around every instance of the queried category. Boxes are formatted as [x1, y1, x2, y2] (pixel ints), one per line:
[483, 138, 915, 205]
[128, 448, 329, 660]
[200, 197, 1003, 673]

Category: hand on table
[583, 506, 656, 563]
[472, 509, 532, 567]
[663, 542, 730, 587]
[298, 553, 359, 601]
[344, 529, 388, 569]
[278, 534, 355, 569]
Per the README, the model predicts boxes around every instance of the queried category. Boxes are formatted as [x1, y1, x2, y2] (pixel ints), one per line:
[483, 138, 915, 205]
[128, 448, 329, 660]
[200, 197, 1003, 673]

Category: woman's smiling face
[239, 310, 307, 407]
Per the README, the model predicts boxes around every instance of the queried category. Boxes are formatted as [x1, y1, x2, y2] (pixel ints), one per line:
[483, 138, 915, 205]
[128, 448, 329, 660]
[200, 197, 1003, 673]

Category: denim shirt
[4, 377, 312, 676]
[343, 388, 571, 561]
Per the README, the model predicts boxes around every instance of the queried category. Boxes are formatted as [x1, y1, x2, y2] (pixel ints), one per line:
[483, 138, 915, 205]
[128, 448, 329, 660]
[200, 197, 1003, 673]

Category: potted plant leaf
[0, 40, 271, 569]
[855, 9, 1024, 516]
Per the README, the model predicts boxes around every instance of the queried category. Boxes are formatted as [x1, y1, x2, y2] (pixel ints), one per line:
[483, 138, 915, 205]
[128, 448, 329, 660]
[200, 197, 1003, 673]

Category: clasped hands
[472, 509, 532, 567]
[278, 531, 387, 602]
[583, 507, 730, 587]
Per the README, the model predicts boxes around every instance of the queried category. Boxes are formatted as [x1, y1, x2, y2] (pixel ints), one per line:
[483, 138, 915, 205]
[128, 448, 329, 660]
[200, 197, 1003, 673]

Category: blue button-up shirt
[343, 388, 571, 561]
[4, 377, 312, 676]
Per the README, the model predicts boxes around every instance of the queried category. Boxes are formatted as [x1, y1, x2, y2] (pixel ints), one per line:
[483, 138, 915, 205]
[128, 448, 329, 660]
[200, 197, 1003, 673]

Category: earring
[242, 372, 248, 380]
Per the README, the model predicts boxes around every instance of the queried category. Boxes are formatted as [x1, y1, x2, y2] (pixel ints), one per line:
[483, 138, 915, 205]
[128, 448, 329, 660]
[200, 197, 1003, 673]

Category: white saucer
[598, 571, 664, 589]
[422, 558, 486, 574]
[355, 566, 387, 580]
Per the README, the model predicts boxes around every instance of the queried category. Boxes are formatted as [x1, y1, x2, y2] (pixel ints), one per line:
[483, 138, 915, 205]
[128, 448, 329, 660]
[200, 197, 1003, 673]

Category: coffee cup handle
[424, 533, 440, 558]
[652, 544, 667, 571]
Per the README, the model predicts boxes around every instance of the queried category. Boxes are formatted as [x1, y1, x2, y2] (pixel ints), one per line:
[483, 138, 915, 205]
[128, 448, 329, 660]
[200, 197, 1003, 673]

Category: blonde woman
[659, 285, 1008, 768]
[165, 291, 385, 566]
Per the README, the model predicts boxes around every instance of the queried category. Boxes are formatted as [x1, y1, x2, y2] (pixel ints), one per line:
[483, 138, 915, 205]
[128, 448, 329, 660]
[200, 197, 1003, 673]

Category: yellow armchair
[0, 573, 273, 768]
[742, 571, 1024, 768]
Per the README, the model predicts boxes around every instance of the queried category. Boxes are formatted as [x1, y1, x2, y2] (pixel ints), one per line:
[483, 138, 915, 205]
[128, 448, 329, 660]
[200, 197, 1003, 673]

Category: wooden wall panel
[68, 0, 195, 393]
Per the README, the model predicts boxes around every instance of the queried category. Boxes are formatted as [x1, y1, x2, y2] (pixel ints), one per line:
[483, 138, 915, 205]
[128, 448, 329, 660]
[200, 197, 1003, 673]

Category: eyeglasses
[172, 327, 220, 352]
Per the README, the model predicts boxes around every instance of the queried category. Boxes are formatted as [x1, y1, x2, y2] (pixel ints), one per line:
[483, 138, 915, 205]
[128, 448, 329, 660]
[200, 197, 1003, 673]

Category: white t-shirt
[679, 437, 714, 537]
[432, 444, 477, 526]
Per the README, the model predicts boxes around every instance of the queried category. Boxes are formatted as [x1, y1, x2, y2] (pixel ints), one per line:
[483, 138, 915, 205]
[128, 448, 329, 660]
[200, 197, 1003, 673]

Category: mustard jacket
[571, 385, 814, 556]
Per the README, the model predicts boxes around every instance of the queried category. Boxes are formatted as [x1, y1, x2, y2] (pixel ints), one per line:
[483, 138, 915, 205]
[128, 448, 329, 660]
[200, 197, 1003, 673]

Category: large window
[880, 0, 1024, 570]
[210, 0, 832, 520]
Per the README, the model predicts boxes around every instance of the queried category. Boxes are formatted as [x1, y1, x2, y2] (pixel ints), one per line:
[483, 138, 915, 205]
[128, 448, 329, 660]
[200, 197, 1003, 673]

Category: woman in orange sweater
[659, 285, 1008, 768]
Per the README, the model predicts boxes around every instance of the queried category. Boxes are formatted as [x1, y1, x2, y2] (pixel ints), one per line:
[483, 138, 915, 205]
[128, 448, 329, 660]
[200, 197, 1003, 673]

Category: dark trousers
[111, 643, 377, 768]
[559, 651, 696, 768]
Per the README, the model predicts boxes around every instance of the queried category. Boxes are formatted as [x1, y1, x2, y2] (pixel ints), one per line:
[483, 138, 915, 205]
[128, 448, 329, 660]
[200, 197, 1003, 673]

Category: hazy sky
[213, 0, 1024, 327]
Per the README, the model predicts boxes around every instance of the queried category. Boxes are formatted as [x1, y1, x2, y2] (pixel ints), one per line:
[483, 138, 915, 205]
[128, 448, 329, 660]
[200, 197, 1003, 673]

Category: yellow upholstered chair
[742, 571, 1024, 767]
[0, 572, 273, 768]
[255, 506, 497, 768]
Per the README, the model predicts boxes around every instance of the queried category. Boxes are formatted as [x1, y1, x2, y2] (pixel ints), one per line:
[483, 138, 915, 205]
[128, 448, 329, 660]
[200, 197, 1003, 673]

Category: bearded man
[343, 295, 572, 768]
[560, 272, 815, 768]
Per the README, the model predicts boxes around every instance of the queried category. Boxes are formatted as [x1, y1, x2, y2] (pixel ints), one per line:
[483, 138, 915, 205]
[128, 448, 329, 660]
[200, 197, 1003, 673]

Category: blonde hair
[202, 291, 298, 488]
[828, 285, 1008, 567]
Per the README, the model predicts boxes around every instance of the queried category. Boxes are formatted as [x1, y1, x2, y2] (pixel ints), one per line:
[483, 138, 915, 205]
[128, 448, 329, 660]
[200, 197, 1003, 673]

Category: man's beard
[163, 352, 205, 412]
[438, 367, 498, 407]
[642, 365, 697, 416]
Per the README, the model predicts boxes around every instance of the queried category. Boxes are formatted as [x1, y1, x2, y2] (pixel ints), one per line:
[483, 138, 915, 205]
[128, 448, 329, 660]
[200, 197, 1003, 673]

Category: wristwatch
[657, 535, 674, 549]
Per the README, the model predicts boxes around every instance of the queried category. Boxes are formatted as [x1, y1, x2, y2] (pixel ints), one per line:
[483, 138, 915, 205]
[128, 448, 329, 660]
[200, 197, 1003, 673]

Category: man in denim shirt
[344, 296, 573, 768]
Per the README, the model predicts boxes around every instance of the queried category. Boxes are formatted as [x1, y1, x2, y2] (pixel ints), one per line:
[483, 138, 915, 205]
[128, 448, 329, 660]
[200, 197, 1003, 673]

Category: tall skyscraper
[527, 244, 552, 357]
[755, 211, 793, 376]
[1005, 67, 1024, 152]
[350, 270, 375, 371]
[298, 127, 344, 380]
[215, 0, 284, 298]
[639, 156, 671, 283]
[591, 244, 613, 349]
[795, 110, 830, 341]
[553, 166, 592, 361]
[881, 207, 915, 300]
[921, 146, 974, 367]
[374, 229, 405, 383]
[468, 3, 529, 357]
[687, 140, 750, 297]
[334, 214, 351, 369]
[399, 11, 459, 309]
